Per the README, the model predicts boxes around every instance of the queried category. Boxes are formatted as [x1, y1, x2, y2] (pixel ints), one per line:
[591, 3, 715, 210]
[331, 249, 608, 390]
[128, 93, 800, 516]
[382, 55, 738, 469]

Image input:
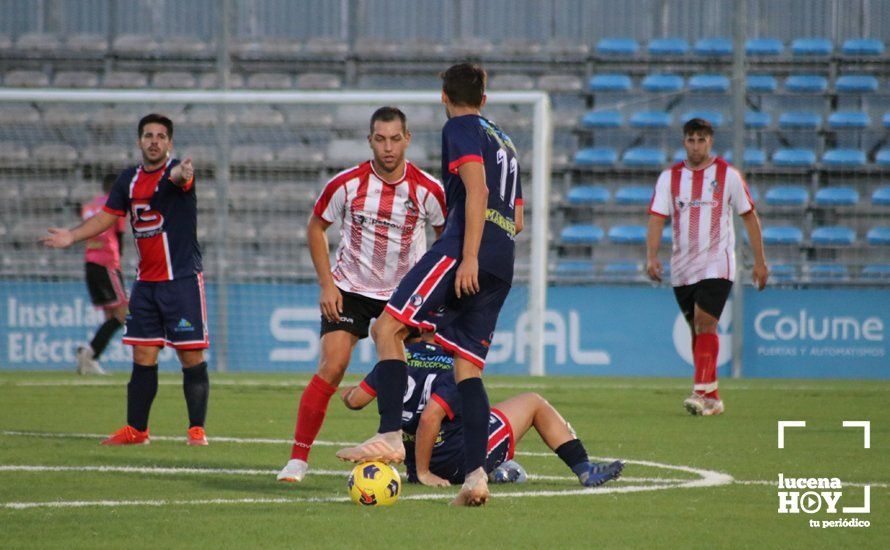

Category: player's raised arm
[741, 210, 769, 290]
[170, 157, 194, 187]
[646, 214, 667, 283]
[41, 210, 119, 249]
[455, 161, 487, 298]
[414, 400, 450, 487]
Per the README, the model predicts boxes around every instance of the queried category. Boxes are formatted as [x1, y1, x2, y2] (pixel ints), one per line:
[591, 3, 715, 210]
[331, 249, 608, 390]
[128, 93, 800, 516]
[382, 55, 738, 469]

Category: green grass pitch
[0, 371, 887, 548]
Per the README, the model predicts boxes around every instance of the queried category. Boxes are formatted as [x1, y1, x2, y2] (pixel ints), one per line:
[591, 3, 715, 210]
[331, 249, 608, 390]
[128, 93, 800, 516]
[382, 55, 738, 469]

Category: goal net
[0, 89, 551, 376]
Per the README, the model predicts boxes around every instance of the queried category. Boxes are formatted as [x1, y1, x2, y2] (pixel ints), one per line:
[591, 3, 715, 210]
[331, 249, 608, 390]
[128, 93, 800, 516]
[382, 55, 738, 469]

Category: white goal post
[0, 88, 552, 376]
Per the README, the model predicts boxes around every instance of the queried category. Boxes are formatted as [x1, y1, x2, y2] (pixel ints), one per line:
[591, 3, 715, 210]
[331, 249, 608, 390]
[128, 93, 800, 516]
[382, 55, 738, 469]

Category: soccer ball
[347, 461, 401, 506]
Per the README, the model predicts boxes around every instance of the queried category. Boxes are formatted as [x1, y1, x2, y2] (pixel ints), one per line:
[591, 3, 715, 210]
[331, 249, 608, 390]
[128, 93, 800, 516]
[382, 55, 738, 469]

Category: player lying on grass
[340, 335, 624, 488]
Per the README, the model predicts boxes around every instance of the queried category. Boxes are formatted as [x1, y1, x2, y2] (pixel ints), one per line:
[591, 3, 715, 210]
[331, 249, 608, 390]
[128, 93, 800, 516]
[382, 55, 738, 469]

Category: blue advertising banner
[1, 282, 887, 378]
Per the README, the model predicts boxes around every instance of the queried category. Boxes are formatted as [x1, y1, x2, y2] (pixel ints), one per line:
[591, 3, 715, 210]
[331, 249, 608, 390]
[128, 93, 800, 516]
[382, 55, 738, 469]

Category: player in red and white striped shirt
[646, 118, 768, 416]
[278, 106, 445, 483]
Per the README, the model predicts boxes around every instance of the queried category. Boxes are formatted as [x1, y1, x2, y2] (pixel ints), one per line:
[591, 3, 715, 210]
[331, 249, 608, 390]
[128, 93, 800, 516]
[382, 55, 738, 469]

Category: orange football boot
[101, 425, 150, 445]
[187, 426, 208, 446]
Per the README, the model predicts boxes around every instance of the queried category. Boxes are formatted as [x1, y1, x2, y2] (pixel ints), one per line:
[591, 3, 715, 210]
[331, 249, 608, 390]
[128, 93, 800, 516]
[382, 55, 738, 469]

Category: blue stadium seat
[770, 264, 797, 282]
[822, 149, 866, 167]
[872, 187, 890, 205]
[814, 187, 859, 206]
[681, 110, 723, 127]
[561, 224, 604, 244]
[811, 226, 856, 246]
[566, 185, 610, 205]
[842, 38, 885, 56]
[765, 186, 808, 206]
[877, 149, 890, 166]
[694, 37, 732, 56]
[785, 75, 828, 93]
[642, 73, 684, 93]
[662, 226, 672, 244]
[861, 264, 890, 279]
[596, 38, 639, 56]
[747, 75, 778, 93]
[772, 148, 816, 167]
[835, 75, 879, 93]
[603, 260, 641, 276]
[672, 149, 686, 163]
[778, 111, 822, 129]
[574, 147, 617, 166]
[746, 38, 784, 56]
[630, 110, 672, 128]
[581, 110, 623, 128]
[722, 149, 766, 166]
[614, 185, 652, 205]
[555, 260, 595, 276]
[791, 37, 833, 56]
[748, 186, 761, 203]
[763, 226, 803, 245]
[745, 111, 771, 128]
[588, 74, 632, 92]
[622, 147, 666, 166]
[882, 113, 890, 127]
[688, 74, 730, 93]
[648, 38, 689, 56]
[807, 264, 850, 281]
[867, 226, 890, 245]
[828, 111, 870, 128]
[608, 225, 647, 244]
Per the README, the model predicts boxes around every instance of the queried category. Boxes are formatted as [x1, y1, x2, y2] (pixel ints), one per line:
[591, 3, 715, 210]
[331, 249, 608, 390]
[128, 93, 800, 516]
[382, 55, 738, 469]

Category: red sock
[290, 375, 337, 461]
[693, 333, 719, 399]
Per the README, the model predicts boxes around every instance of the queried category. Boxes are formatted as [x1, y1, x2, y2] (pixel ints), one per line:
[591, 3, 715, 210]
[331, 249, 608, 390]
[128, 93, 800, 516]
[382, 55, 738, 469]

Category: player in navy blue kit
[337, 64, 522, 506]
[42, 114, 210, 447]
[341, 337, 624, 489]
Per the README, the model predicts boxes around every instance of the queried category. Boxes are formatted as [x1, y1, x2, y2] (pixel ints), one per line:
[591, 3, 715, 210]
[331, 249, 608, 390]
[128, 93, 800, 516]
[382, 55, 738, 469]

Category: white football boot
[702, 397, 725, 416]
[683, 393, 705, 416]
[76, 346, 107, 376]
[277, 459, 309, 483]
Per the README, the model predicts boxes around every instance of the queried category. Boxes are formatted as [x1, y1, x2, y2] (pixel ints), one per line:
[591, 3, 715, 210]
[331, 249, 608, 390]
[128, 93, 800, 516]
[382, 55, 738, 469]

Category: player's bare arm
[414, 400, 451, 487]
[340, 385, 374, 410]
[455, 161, 487, 298]
[514, 202, 524, 235]
[646, 214, 667, 283]
[41, 210, 119, 249]
[307, 213, 342, 322]
[170, 157, 194, 187]
[741, 210, 769, 290]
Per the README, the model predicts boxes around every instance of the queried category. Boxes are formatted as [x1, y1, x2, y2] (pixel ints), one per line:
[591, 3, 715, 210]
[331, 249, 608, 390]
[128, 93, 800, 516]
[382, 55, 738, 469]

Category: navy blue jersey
[361, 342, 464, 479]
[432, 114, 523, 283]
[104, 158, 202, 281]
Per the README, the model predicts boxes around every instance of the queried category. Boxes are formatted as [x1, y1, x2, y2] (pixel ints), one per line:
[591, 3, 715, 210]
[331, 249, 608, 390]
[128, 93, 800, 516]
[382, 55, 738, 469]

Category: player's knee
[133, 346, 160, 366]
[694, 319, 718, 335]
[177, 349, 204, 368]
[317, 357, 348, 385]
[371, 314, 402, 344]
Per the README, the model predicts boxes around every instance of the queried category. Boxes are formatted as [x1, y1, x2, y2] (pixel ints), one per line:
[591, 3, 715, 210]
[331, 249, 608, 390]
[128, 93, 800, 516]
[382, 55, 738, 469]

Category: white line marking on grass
[0, 465, 680, 485]
[6, 378, 889, 392]
[0, 430, 352, 447]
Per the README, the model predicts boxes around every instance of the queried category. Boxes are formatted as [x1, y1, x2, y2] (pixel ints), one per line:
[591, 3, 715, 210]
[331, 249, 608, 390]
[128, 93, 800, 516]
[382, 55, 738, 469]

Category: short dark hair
[683, 118, 714, 137]
[369, 106, 407, 134]
[102, 173, 117, 193]
[441, 63, 486, 107]
[138, 113, 173, 138]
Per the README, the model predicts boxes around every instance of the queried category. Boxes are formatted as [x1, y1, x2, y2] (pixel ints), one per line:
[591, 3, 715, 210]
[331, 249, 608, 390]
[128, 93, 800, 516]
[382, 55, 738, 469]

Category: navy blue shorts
[384, 251, 511, 369]
[123, 273, 209, 350]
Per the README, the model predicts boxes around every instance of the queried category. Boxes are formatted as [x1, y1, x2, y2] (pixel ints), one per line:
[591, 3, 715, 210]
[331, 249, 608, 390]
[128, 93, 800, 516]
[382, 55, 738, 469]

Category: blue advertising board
[2, 282, 887, 378]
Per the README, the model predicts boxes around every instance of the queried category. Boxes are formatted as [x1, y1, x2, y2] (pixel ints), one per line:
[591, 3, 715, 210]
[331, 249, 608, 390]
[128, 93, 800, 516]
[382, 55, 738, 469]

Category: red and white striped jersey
[313, 160, 446, 300]
[649, 157, 755, 287]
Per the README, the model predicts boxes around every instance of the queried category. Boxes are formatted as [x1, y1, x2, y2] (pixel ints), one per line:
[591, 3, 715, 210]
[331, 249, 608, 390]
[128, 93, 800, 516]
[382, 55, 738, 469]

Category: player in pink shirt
[76, 174, 129, 375]
[647, 118, 769, 416]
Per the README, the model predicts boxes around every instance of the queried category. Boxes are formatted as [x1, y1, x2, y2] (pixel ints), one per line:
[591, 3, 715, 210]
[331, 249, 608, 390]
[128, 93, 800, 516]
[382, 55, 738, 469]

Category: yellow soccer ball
[347, 461, 401, 506]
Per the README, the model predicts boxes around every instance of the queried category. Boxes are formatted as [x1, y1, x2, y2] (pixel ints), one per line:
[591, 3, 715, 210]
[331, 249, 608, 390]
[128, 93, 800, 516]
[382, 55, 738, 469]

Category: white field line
[0, 464, 678, 485]
[5, 378, 888, 392]
[6, 379, 545, 390]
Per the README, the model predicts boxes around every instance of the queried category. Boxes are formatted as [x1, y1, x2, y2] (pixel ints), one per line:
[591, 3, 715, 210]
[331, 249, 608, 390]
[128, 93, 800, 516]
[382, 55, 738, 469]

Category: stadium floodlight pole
[0, 88, 552, 377]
